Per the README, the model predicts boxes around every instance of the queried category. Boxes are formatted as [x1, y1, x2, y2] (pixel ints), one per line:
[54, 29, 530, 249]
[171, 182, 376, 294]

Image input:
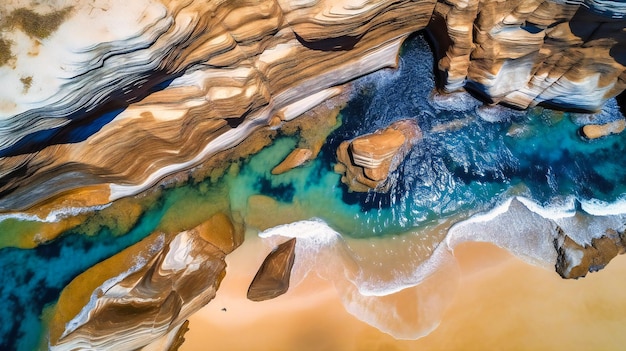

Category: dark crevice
[1, 72, 179, 158]
[294, 32, 361, 51]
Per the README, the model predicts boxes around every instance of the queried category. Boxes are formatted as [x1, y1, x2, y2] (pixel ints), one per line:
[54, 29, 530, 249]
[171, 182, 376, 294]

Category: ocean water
[2, 33, 626, 349]
[236, 33, 626, 237]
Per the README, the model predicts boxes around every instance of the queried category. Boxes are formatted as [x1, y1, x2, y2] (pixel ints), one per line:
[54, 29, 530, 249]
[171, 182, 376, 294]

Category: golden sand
[183, 239, 626, 351]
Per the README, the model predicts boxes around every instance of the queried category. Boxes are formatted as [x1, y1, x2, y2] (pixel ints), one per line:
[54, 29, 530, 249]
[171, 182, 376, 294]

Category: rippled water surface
[2, 33, 626, 350]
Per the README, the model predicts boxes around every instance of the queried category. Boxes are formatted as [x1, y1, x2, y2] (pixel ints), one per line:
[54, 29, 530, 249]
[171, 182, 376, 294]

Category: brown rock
[271, 148, 314, 175]
[247, 238, 297, 302]
[50, 215, 244, 350]
[428, 1, 626, 111]
[554, 226, 626, 279]
[195, 212, 243, 254]
[335, 119, 422, 192]
[0, 0, 437, 212]
[580, 119, 626, 139]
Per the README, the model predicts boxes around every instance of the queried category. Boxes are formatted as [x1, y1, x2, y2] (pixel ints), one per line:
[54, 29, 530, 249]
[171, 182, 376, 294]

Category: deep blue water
[1, 33, 626, 350]
[230, 33, 626, 236]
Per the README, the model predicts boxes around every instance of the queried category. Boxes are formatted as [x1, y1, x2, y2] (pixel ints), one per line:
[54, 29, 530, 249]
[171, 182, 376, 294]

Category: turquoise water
[230, 34, 626, 237]
[0, 182, 224, 350]
[2, 33, 626, 349]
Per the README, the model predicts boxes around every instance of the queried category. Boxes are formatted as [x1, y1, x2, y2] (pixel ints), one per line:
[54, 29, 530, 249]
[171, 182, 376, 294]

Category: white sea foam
[0, 203, 112, 223]
[581, 197, 626, 216]
[569, 97, 624, 126]
[475, 104, 525, 123]
[448, 194, 626, 263]
[260, 218, 459, 339]
[515, 196, 578, 219]
[428, 91, 482, 112]
[447, 198, 558, 267]
[259, 218, 339, 242]
[258, 189, 626, 340]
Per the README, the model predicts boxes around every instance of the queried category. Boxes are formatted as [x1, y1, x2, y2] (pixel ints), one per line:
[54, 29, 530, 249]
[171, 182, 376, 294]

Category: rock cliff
[49, 212, 243, 350]
[0, 0, 435, 215]
[1, 0, 625, 350]
[427, 0, 626, 111]
[0, 0, 624, 215]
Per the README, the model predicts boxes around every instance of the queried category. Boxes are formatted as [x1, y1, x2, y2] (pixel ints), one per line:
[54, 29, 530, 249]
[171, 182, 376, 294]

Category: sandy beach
[183, 234, 626, 351]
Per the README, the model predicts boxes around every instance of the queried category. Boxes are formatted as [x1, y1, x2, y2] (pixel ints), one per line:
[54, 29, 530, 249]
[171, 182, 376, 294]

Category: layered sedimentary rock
[1, 0, 626, 350]
[428, 0, 626, 111]
[49, 212, 243, 350]
[0, 0, 436, 216]
[335, 119, 422, 192]
[247, 237, 297, 301]
[2, 0, 623, 218]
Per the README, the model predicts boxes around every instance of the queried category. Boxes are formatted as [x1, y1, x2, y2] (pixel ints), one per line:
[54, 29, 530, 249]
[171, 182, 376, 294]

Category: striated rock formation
[335, 119, 422, 192]
[247, 237, 297, 302]
[0, 0, 625, 349]
[2, 0, 623, 218]
[49, 212, 243, 350]
[427, 0, 626, 111]
[0, 0, 436, 215]
[555, 225, 626, 279]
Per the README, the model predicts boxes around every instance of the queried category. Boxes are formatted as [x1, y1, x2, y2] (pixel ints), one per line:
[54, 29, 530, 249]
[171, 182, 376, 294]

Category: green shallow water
[1, 33, 626, 350]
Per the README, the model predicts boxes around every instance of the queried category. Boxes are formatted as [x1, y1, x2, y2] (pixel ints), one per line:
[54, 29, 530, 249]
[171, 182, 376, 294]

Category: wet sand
[183, 236, 626, 351]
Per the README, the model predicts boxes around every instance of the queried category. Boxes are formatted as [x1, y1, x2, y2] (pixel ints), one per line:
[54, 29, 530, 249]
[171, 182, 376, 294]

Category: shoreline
[183, 238, 626, 350]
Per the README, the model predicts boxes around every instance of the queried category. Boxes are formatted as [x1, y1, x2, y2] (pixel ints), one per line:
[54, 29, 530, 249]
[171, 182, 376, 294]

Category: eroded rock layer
[0, 0, 436, 214]
[335, 119, 422, 192]
[555, 225, 626, 279]
[428, 0, 626, 111]
[49, 212, 243, 350]
[0, 0, 623, 222]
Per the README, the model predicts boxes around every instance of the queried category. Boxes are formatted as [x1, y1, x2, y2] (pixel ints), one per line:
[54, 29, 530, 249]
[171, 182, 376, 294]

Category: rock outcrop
[554, 225, 626, 279]
[49, 213, 243, 350]
[247, 237, 297, 301]
[2, 0, 624, 216]
[427, 0, 626, 111]
[335, 119, 422, 192]
[580, 118, 626, 139]
[271, 148, 314, 175]
[0, 0, 436, 214]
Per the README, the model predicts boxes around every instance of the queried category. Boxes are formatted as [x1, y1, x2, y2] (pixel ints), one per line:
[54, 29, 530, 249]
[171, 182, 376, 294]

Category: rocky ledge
[1, 0, 625, 350]
[49, 212, 243, 351]
[335, 119, 422, 192]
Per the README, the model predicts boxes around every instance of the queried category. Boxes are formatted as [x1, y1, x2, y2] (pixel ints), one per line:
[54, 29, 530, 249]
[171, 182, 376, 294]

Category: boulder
[247, 238, 297, 302]
[271, 148, 314, 175]
[554, 226, 626, 279]
[335, 119, 422, 192]
[580, 119, 626, 139]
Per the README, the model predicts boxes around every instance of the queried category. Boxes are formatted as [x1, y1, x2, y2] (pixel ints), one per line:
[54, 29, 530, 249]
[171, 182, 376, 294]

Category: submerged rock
[335, 119, 422, 192]
[554, 226, 626, 279]
[247, 238, 297, 302]
[580, 119, 626, 139]
[271, 148, 314, 175]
